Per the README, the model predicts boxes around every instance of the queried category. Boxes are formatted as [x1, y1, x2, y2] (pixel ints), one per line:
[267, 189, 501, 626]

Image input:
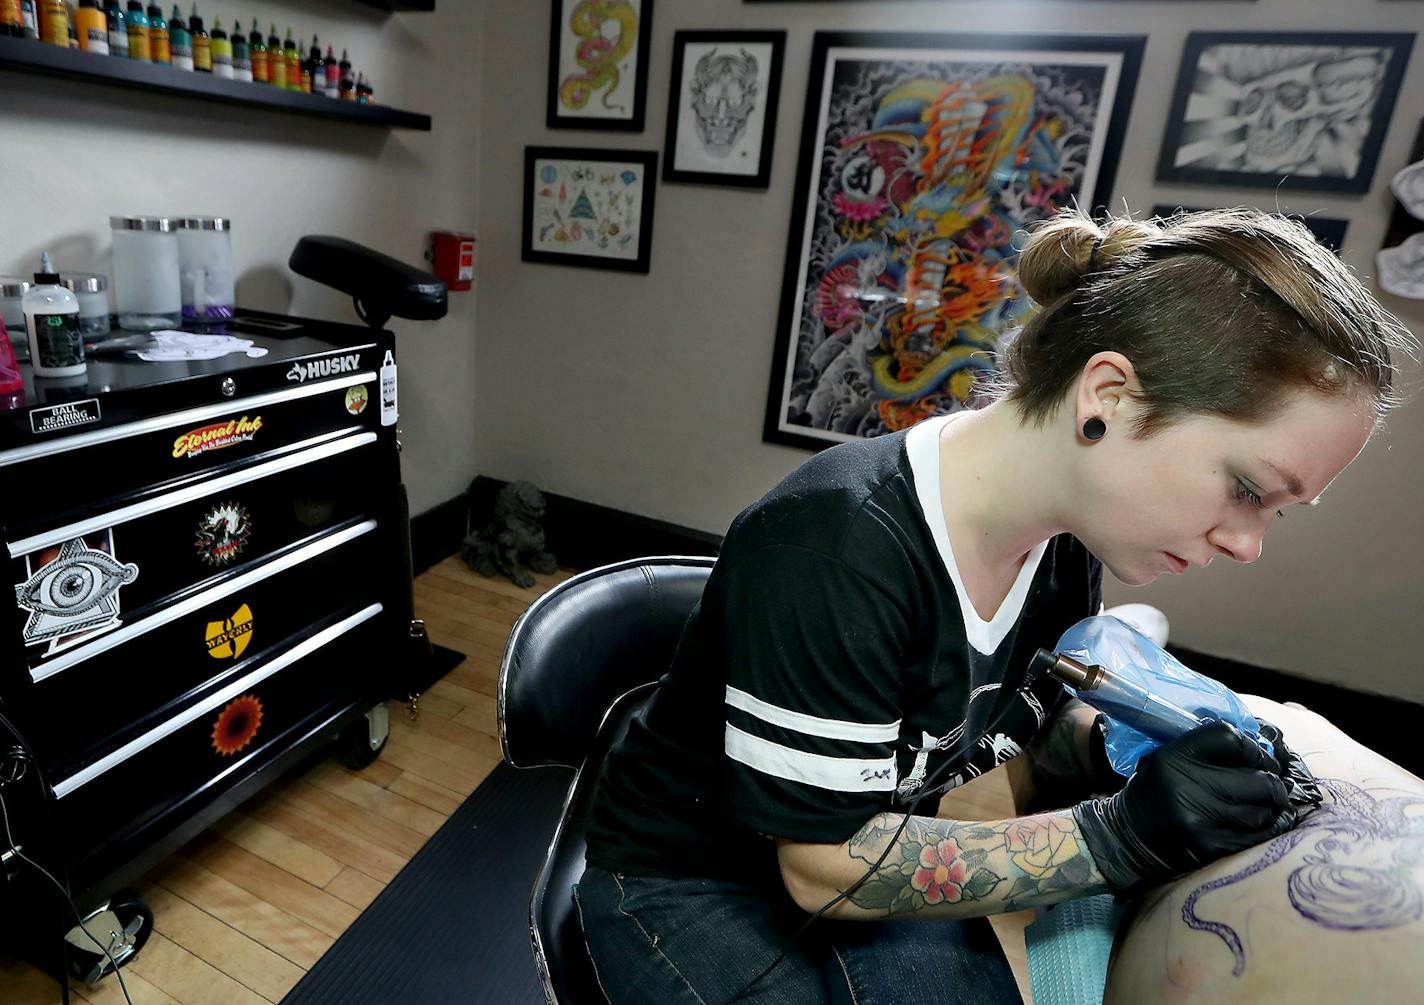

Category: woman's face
[1075, 389, 1376, 586]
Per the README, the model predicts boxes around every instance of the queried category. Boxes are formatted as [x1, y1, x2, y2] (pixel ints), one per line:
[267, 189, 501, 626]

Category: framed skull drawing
[1156, 32, 1415, 194]
[764, 31, 1143, 450]
[664, 30, 786, 188]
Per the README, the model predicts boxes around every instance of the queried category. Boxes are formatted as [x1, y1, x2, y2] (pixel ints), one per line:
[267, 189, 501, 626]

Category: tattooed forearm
[842, 808, 1111, 917]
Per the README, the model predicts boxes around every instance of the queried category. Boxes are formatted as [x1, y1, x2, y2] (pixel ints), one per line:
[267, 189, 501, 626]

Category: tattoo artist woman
[575, 207, 1418, 1005]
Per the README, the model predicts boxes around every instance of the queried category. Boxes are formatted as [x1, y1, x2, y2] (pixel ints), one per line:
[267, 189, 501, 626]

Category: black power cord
[0, 712, 135, 1005]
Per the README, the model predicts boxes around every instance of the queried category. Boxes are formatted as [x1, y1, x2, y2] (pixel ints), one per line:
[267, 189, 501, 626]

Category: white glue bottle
[24, 252, 87, 378]
[380, 349, 398, 427]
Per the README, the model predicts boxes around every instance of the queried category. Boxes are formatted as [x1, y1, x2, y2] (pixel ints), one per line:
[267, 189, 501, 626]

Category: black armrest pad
[289, 235, 448, 321]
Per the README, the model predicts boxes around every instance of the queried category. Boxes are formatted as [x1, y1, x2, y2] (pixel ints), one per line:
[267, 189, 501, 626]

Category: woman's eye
[1235, 481, 1265, 508]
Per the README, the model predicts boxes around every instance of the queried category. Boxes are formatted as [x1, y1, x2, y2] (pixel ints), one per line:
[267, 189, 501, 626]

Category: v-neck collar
[905, 413, 1048, 656]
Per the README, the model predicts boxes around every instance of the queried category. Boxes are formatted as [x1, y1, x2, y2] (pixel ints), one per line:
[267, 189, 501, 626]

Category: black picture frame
[768, 29, 1144, 449]
[546, 0, 653, 132]
[521, 146, 658, 273]
[1152, 204, 1350, 254]
[662, 30, 785, 188]
[1155, 32, 1415, 195]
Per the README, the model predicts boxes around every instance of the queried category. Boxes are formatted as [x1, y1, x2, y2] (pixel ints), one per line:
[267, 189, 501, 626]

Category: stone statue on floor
[461, 481, 558, 589]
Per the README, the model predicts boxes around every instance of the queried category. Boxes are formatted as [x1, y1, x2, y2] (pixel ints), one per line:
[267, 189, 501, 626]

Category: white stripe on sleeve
[725, 686, 900, 743]
[725, 723, 898, 792]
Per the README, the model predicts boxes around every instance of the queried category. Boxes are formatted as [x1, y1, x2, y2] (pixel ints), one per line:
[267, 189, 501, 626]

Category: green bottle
[282, 26, 298, 91]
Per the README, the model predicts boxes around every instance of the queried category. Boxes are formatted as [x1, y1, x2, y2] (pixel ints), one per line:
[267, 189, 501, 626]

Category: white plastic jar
[176, 217, 235, 321]
[111, 216, 182, 331]
[60, 272, 112, 335]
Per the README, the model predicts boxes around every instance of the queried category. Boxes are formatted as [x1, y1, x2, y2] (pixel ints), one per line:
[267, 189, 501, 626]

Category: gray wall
[0, 0, 482, 515]
[476, 1, 1424, 702]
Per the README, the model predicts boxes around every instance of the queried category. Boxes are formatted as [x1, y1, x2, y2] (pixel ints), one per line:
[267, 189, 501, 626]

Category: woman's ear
[1074, 351, 1139, 428]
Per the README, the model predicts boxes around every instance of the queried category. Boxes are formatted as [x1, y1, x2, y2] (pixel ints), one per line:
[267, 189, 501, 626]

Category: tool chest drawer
[50, 603, 386, 884]
[0, 369, 379, 532]
[7, 431, 380, 671]
[0, 310, 409, 909]
[18, 519, 381, 772]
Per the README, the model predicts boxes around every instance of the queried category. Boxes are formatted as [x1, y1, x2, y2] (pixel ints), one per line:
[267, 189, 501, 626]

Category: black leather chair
[498, 555, 716, 1005]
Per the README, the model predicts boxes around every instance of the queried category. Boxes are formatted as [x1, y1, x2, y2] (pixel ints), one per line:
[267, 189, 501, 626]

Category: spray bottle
[23, 253, 86, 379]
[0, 314, 23, 409]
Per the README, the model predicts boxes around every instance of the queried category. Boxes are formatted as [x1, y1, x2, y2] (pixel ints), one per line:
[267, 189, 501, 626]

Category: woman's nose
[1207, 517, 1269, 564]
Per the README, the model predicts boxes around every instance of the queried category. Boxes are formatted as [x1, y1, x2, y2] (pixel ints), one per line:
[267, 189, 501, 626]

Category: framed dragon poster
[764, 32, 1144, 450]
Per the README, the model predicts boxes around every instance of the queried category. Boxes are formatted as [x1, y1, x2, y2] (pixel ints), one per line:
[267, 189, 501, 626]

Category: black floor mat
[282, 762, 574, 1005]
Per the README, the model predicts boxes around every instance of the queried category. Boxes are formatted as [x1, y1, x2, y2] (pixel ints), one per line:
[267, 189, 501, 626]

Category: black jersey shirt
[584, 413, 1103, 882]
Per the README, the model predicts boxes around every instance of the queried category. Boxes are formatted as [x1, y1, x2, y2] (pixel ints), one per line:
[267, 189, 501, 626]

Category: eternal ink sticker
[14, 532, 139, 653]
[29, 398, 101, 435]
[195, 502, 252, 567]
[205, 603, 254, 660]
[344, 384, 369, 416]
[173, 414, 263, 459]
[212, 694, 264, 755]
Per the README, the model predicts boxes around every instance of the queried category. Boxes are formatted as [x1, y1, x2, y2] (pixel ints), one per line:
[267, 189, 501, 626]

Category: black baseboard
[1170, 645, 1423, 777]
[410, 493, 472, 576]
[466, 476, 722, 571]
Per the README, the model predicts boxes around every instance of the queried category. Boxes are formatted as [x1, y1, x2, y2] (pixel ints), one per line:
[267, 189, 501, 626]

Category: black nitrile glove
[1085, 713, 1128, 797]
[1256, 718, 1323, 810]
[1071, 721, 1296, 896]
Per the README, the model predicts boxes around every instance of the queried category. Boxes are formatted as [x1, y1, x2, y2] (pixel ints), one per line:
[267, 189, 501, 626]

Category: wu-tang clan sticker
[206, 603, 254, 660]
[212, 694, 264, 756]
[14, 533, 140, 654]
[195, 502, 252, 567]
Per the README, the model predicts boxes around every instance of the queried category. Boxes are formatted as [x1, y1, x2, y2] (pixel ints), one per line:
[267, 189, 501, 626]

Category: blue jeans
[574, 865, 1022, 1005]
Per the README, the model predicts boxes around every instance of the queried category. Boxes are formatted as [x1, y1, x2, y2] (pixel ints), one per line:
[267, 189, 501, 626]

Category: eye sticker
[14, 533, 140, 653]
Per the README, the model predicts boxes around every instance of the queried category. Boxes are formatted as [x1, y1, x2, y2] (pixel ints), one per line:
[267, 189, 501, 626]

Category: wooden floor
[0, 555, 1037, 1005]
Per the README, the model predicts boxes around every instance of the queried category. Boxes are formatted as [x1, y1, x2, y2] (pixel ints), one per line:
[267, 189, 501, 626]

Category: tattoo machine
[1027, 615, 1322, 808]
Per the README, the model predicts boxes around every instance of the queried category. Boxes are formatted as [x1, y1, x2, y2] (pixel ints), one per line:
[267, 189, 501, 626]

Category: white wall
[0, 0, 482, 514]
[476, 0, 1424, 701]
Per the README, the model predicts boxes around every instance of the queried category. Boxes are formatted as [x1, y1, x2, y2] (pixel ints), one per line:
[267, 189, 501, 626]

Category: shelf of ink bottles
[0, 1, 431, 131]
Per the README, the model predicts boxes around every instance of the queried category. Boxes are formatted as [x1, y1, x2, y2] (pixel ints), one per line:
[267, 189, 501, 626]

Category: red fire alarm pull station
[430, 231, 476, 291]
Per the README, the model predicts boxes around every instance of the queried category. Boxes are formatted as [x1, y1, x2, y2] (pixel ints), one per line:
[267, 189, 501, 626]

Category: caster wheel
[64, 888, 153, 985]
[337, 703, 389, 769]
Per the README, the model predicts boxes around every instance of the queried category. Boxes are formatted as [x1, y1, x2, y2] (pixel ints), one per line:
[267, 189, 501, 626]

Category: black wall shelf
[0, 35, 432, 131]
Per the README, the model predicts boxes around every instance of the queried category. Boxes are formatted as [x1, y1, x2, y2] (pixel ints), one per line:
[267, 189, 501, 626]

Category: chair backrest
[498, 555, 715, 769]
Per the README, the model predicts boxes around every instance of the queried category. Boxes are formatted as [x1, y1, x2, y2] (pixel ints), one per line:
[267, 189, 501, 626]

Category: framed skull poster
[1156, 32, 1415, 194]
[765, 31, 1143, 450]
[546, 0, 654, 131]
[663, 30, 786, 188]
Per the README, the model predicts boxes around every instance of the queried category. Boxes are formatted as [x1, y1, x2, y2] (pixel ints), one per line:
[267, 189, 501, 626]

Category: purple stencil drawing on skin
[1179, 778, 1424, 977]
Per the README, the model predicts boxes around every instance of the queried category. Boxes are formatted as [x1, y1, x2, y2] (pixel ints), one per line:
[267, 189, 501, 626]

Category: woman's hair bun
[1015, 208, 1156, 306]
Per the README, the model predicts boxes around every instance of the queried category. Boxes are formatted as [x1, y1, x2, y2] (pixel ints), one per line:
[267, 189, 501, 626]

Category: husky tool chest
[0, 309, 416, 979]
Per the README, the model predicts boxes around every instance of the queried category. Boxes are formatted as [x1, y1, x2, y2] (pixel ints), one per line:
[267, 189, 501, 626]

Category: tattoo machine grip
[1028, 649, 1208, 745]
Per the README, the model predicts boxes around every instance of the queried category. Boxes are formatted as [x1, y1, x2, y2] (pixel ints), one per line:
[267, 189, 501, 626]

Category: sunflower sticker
[211, 694, 263, 755]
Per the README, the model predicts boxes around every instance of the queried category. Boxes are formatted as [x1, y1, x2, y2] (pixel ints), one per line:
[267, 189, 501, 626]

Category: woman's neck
[937, 400, 1074, 576]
